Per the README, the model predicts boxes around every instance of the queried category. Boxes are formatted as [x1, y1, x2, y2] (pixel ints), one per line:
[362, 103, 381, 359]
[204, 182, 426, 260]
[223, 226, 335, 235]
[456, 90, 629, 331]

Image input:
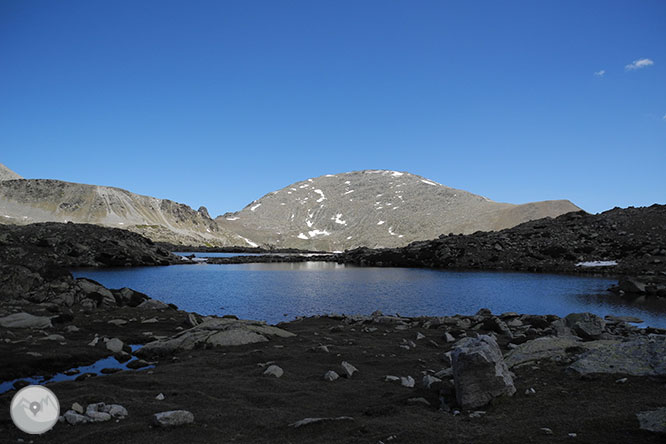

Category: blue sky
[1, 1, 664, 216]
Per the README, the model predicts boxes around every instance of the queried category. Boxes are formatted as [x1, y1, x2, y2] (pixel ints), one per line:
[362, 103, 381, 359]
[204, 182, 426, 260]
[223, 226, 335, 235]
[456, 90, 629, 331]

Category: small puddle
[0, 345, 154, 394]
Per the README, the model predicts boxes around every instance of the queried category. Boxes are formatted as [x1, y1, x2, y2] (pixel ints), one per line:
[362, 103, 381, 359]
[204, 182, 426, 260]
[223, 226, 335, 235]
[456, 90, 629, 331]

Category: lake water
[72, 262, 666, 328]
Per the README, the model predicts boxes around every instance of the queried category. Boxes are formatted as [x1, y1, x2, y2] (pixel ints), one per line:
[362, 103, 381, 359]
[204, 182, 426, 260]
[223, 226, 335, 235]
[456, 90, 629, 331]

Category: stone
[71, 402, 84, 414]
[136, 317, 295, 357]
[127, 359, 150, 369]
[568, 336, 666, 376]
[108, 319, 128, 326]
[565, 313, 606, 340]
[64, 325, 80, 333]
[407, 397, 431, 406]
[541, 427, 554, 435]
[77, 278, 117, 306]
[264, 365, 284, 378]
[422, 375, 442, 389]
[323, 370, 339, 381]
[444, 332, 456, 343]
[636, 408, 666, 434]
[105, 337, 124, 353]
[152, 410, 194, 427]
[452, 335, 516, 409]
[340, 361, 358, 378]
[416, 332, 426, 340]
[618, 278, 647, 294]
[104, 404, 128, 418]
[85, 403, 112, 422]
[156, 393, 165, 400]
[0, 312, 52, 329]
[505, 336, 617, 368]
[64, 410, 89, 425]
[400, 376, 415, 388]
[41, 334, 65, 341]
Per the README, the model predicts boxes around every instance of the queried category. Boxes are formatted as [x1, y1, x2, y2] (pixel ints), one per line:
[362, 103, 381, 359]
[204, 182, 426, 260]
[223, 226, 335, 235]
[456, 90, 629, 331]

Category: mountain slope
[216, 170, 581, 250]
[0, 179, 257, 247]
[0, 164, 22, 181]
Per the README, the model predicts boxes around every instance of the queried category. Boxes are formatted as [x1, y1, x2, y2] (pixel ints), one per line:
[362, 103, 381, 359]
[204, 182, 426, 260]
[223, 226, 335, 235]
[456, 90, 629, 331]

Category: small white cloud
[625, 58, 654, 70]
[594, 69, 606, 77]
[663, 114, 666, 121]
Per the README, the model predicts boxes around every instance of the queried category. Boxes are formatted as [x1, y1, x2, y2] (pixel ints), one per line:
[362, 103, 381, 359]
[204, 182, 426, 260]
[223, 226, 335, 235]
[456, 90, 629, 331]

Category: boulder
[340, 361, 358, 378]
[263, 365, 284, 378]
[505, 336, 618, 368]
[137, 299, 170, 310]
[152, 410, 194, 427]
[0, 312, 52, 329]
[105, 338, 124, 353]
[136, 317, 295, 357]
[77, 278, 116, 306]
[568, 336, 666, 376]
[63, 410, 89, 425]
[618, 278, 647, 294]
[564, 313, 606, 340]
[452, 335, 516, 409]
[323, 370, 339, 381]
[636, 408, 666, 434]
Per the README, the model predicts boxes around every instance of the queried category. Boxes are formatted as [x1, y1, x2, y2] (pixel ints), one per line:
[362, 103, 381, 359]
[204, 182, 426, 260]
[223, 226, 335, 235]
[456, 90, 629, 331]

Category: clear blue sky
[1, 0, 664, 216]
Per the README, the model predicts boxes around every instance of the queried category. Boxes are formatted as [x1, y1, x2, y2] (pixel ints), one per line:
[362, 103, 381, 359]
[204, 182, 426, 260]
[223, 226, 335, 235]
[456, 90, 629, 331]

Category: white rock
[152, 410, 194, 427]
[264, 365, 284, 378]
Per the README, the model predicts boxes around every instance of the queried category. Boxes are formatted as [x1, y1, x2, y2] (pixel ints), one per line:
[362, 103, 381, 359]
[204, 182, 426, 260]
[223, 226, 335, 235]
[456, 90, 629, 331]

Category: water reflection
[72, 263, 666, 328]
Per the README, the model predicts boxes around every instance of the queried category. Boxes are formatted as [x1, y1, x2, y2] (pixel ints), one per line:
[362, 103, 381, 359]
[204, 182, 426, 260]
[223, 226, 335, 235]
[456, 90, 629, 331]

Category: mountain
[216, 170, 581, 250]
[0, 179, 256, 247]
[0, 164, 22, 181]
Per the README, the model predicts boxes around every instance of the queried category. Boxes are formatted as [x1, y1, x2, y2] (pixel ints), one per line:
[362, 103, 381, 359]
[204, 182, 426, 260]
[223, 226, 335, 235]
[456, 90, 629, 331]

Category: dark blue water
[0, 345, 152, 395]
[73, 262, 666, 328]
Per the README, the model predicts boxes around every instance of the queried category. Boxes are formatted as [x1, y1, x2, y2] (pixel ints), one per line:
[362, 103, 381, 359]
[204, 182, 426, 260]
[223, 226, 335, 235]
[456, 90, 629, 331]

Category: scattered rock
[340, 361, 358, 378]
[105, 337, 124, 353]
[565, 313, 606, 340]
[152, 410, 195, 427]
[0, 312, 52, 329]
[156, 393, 165, 400]
[64, 410, 89, 425]
[264, 365, 284, 378]
[400, 376, 415, 388]
[71, 402, 84, 414]
[452, 335, 516, 409]
[324, 370, 339, 381]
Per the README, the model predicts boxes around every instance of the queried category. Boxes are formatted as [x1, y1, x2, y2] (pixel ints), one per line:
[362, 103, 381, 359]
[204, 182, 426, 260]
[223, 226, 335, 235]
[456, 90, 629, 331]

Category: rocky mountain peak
[0, 163, 23, 181]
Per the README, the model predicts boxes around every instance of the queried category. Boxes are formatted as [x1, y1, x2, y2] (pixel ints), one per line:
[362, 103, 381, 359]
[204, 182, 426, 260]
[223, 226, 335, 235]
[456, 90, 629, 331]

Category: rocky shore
[0, 214, 665, 442]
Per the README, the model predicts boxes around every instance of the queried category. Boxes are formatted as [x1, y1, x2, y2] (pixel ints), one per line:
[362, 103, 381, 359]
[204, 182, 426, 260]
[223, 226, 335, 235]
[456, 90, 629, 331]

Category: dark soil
[0, 315, 664, 443]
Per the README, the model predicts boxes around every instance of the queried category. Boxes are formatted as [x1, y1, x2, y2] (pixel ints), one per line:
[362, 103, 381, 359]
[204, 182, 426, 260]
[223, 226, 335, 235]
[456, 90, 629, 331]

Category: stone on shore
[452, 335, 516, 409]
[564, 313, 606, 340]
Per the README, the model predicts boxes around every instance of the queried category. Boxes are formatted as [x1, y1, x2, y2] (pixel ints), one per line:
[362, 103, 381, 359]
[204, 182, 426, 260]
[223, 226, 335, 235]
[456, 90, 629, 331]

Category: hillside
[0, 163, 22, 181]
[0, 179, 257, 247]
[216, 170, 581, 250]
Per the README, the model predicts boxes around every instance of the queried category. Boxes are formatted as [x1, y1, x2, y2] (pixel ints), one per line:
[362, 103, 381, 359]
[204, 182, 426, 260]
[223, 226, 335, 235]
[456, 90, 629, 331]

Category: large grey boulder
[564, 313, 606, 340]
[0, 312, 52, 329]
[136, 317, 295, 357]
[77, 278, 117, 307]
[637, 408, 666, 434]
[452, 335, 516, 409]
[505, 336, 618, 368]
[568, 336, 666, 376]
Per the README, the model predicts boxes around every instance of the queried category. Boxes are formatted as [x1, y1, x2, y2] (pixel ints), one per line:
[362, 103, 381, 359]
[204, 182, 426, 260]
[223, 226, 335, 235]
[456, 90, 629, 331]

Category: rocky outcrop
[451, 335, 516, 409]
[216, 170, 579, 250]
[136, 317, 296, 357]
[338, 204, 666, 276]
[568, 336, 666, 376]
[637, 408, 666, 434]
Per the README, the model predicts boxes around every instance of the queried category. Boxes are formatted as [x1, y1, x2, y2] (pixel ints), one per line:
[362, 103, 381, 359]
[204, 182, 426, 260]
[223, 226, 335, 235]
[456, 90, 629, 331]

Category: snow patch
[344, 181, 351, 184]
[333, 214, 347, 225]
[421, 179, 438, 186]
[391, 171, 404, 177]
[575, 260, 618, 267]
[308, 229, 330, 237]
[377, 221, 385, 225]
[226, 217, 240, 221]
[346, 236, 352, 240]
[240, 236, 259, 248]
[306, 220, 314, 228]
[343, 190, 354, 195]
[250, 203, 262, 212]
[314, 189, 326, 202]
[297, 233, 308, 240]
[325, 174, 336, 177]
[299, 184, 309, 189]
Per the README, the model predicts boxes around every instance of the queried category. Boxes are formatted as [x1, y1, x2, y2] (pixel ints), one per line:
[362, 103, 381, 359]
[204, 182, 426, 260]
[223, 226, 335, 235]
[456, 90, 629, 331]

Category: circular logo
[10, 385, 60, 434]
